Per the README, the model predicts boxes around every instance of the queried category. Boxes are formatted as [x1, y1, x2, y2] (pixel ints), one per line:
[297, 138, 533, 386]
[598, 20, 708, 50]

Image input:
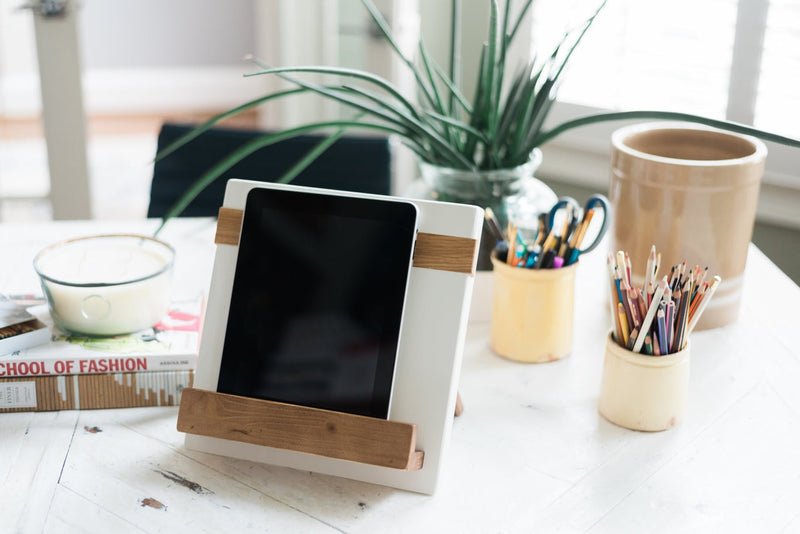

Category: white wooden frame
[183, 179, 482, 494]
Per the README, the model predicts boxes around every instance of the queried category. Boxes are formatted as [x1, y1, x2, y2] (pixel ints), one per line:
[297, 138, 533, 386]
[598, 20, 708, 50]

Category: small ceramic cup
[490, 255, 576, 363]
[598, 332, 690, 431]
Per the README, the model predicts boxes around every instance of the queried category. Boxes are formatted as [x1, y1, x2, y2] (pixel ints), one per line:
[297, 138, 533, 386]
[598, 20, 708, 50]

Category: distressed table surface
[1, 218, 799, 533]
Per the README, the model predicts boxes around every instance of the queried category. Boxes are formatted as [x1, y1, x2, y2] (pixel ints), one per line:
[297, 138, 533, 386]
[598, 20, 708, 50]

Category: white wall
[0, 0, 263, 117]
[79, 0, 255, 69]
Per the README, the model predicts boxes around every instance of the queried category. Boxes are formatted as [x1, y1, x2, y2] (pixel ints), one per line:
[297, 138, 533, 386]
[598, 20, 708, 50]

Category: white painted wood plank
[588, 380, 800, 532]
[500, 247, 798, 533]
[177, 424, 571, 534]
[0, 412, 35, 483]
[1, 220, 799, 532]
[0, 411, 78, 533]
[56, 410, 336, 533]
[740, 246, 800, 347]
[45, 485, 147, 534]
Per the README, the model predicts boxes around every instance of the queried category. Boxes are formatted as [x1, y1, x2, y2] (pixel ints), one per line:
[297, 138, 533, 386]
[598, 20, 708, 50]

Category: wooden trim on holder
[215, 207, 478, 276]
[412, 232, 477, 275]
[177, 388, 424, 470]
[215, 207, 244, 247]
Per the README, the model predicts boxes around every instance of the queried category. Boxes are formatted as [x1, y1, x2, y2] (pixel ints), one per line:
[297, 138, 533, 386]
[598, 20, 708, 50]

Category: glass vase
[408, 149, 557, 270]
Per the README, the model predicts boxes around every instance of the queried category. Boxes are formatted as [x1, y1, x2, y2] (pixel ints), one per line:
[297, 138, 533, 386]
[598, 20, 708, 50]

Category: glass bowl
[33, 234, 175, 336]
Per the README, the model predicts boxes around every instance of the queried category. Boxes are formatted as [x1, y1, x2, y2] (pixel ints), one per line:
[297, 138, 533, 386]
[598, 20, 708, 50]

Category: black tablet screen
[217, 187, 417, 419]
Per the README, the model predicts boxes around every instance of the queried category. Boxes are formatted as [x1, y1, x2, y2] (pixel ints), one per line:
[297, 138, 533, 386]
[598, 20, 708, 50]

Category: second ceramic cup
[598, 332, 691, 431]
[490, 255, 576, 363]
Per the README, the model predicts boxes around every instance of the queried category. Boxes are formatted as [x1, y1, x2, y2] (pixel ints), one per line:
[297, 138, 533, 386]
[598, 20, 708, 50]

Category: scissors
[545, 194, 610, 256]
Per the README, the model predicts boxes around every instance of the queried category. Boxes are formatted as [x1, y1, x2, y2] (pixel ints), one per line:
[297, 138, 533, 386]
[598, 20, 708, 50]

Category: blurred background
[0, 0, 797, 281]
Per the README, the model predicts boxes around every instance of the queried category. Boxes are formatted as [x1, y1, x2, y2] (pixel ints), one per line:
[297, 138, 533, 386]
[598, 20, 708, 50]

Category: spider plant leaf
[418, 40, 466, 150]
[254, 65, 474, 168]
[276, 120, 355, 185]
[359, 0, 438, 109]
[517, 1, 605, 160]
[339, 83, 444, 139]
[418, 41, 447, 116]
[154, 87, 308, 162]
[498, 0, 511, 65]
[486, 0, 501, 140]
[502, 0, 606, 162]
[401, 138, 440, 163]
[493, 60, 537, 159]
[418, 40, 457, 145]
[464, 44, 490, 163]
[153, 120, 408, 236]
[337, 84, 475, 168]
[433, 60, 472, 115]
[246, 56, 475, 167]
[422, 109, 488, 145]
[246, 64, 421, 119]
[534, 110, 800, 148]
[509, 58, 549, 158]
[507, 0, 534, 43]
[549, 0, 608, 83]
[471, 45, 491, 129]
[521, 78, 559, 153]
[449, 0, 462, 116]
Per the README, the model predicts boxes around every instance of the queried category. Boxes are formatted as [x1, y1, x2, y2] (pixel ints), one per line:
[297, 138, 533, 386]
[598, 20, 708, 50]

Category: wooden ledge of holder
[177, 388, 424, 471]
[216, 206, 478, 276]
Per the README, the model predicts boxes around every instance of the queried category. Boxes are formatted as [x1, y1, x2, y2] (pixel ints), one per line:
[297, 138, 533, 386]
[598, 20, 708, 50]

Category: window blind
[530, 0, 738, 119]
[526, 0, 800, 227]
[755, 0, 800, 138]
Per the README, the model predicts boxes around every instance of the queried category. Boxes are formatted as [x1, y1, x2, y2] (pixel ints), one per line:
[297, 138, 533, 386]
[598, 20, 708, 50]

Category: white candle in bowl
[34, 235, 175, 336]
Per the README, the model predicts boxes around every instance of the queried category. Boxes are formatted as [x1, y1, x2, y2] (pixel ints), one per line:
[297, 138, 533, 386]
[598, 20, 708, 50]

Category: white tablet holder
[178, 180, 482, 494]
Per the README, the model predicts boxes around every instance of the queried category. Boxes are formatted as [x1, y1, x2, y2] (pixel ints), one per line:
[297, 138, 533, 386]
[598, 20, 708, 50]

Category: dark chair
[148, 123, 392, 218]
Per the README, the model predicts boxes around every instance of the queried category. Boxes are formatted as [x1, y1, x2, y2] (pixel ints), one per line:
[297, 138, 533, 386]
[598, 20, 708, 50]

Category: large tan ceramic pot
[609, 122, 766, 330]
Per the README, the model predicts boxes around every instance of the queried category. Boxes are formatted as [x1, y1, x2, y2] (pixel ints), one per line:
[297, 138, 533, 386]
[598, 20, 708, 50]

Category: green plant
[154, 0, 800, 235]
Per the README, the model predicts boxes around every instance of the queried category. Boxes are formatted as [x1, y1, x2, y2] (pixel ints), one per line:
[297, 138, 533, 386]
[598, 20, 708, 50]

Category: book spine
[0, 353, 197, 378]
[0, 370, 194, 412]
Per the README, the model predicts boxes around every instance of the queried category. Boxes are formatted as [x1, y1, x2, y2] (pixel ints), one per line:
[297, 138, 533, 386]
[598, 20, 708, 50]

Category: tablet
[216, 186, 418, 419]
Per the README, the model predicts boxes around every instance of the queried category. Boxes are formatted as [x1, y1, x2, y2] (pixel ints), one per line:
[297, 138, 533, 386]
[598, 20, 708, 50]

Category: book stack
[0, 294, 50, 357]
[0, 298, 201, 412]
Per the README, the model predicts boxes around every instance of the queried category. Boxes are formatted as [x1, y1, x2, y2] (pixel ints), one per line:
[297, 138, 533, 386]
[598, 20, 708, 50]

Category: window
[755, 0, 800, 138]
[527, 0, 800, 227]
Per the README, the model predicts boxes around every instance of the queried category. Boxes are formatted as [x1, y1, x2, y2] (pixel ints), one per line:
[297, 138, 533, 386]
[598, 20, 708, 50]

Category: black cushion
[148, 123, 392, 218]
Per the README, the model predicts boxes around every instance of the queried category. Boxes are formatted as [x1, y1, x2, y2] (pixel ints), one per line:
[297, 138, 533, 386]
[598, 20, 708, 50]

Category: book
[0, 294, 50, 356]
[0, 369, 194, 412]
[0, 298, 201, 378]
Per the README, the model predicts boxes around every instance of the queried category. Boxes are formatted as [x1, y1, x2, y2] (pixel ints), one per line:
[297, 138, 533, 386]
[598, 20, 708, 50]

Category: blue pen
[525, 245, 541, 268]
[568, 247, 580, 265]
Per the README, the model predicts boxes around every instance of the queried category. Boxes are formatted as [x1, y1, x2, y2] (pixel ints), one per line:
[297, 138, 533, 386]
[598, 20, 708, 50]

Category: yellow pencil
[571, 209, 595, 249]
[617, 302, 630, 347]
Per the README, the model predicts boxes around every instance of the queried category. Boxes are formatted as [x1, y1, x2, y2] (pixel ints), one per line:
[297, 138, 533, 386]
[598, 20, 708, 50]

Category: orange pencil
[506, 223, 517, 265]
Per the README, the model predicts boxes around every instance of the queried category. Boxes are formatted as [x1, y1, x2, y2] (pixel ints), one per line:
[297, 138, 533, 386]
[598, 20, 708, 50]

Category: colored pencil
[611, 247, 720, 356]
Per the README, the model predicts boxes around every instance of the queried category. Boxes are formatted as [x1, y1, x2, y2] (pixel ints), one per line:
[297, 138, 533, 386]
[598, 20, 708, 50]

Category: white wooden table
[2, 218, 799, 533]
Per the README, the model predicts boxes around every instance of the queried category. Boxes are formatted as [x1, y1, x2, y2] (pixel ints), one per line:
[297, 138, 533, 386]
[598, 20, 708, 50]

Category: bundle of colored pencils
[607, 246, 721, 355]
